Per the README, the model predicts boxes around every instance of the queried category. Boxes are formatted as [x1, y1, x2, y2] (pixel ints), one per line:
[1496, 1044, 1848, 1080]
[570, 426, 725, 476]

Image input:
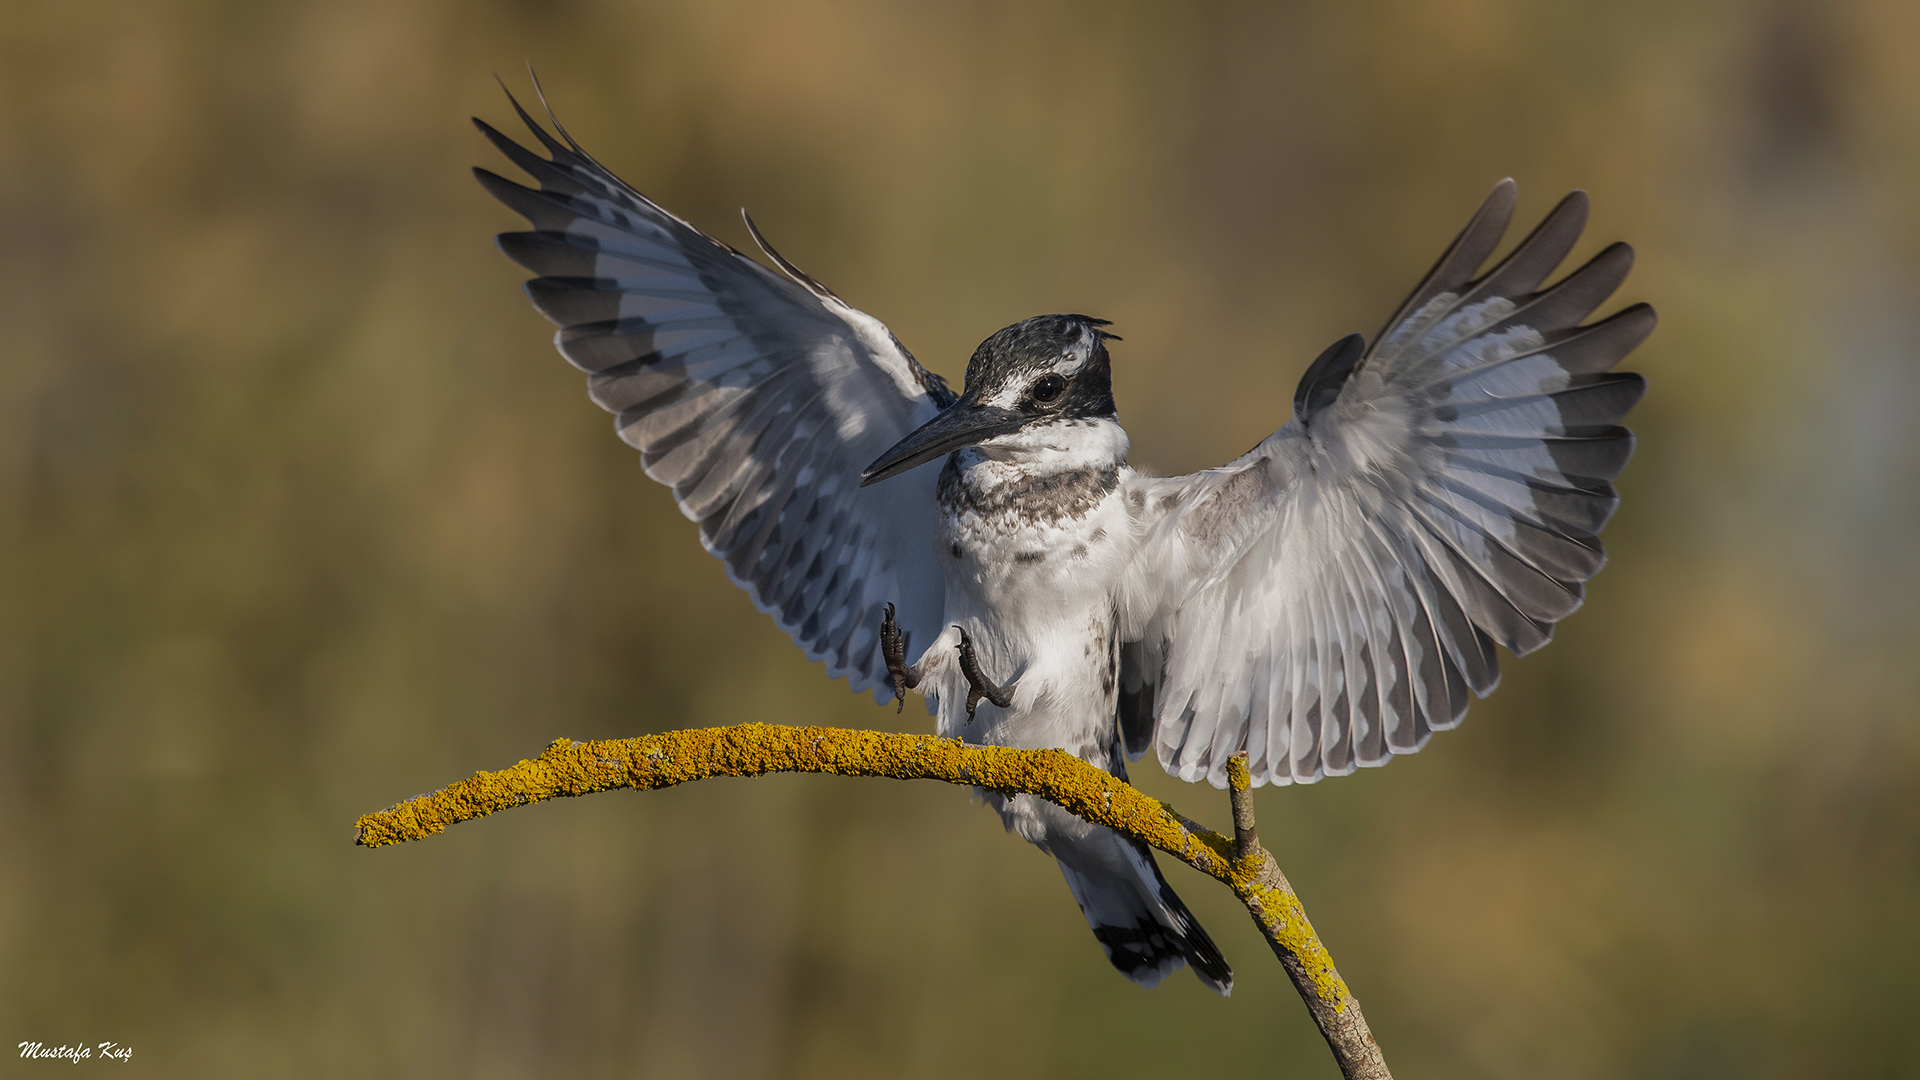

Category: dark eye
[1031, 374, 1067, 404]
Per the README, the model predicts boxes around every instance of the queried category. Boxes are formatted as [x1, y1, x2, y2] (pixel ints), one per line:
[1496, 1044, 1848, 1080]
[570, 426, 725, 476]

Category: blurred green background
[3, 0, 1918, 1076]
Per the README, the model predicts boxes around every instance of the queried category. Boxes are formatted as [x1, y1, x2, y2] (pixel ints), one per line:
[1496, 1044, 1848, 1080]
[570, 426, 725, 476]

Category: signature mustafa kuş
[17, 1041, 133, 1063]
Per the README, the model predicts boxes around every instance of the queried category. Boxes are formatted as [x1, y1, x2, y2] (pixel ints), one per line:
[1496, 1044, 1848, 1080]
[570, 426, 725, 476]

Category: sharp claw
[881, 603, 916, 712]
[955, 625, 1015, 723]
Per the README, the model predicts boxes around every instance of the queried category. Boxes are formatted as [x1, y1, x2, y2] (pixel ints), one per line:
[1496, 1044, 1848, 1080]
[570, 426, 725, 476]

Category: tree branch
[354, 724, 1390, 1079]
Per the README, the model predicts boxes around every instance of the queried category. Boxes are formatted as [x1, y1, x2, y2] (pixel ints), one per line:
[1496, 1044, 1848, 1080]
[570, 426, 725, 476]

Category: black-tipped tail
[1066, 836, 1233, 995]
[1157, 874, 1233, 995]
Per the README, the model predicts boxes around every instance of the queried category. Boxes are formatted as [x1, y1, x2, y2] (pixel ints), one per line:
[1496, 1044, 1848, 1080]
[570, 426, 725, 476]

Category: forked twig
[355, 725, 1389, 1078]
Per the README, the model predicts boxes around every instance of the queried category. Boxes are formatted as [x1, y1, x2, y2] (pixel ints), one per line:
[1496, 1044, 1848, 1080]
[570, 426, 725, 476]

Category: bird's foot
[955, 626, 1016, 723]
[881, 603, 922, 713]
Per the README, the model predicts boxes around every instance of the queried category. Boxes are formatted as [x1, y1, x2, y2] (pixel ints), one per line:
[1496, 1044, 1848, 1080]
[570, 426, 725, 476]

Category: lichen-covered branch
[354, 723, 1390, 1080]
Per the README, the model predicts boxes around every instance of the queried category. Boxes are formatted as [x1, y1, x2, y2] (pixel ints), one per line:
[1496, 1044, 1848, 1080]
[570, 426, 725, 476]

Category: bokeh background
[4, 0, 1918, 1076]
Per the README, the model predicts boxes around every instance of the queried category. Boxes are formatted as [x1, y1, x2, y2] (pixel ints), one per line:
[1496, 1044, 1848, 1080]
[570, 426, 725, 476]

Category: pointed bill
[860, 392, 1025, 486]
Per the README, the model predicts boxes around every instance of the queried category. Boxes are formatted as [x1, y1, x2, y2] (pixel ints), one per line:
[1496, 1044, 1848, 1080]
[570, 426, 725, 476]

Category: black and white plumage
[473, 92, 953, 701]
[1121, 183, 1652, 788]
[476, 89, 1651, 996]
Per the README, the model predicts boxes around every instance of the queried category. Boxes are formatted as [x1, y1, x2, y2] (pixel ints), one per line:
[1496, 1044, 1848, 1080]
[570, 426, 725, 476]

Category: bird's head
[860, 314, 1119, 486]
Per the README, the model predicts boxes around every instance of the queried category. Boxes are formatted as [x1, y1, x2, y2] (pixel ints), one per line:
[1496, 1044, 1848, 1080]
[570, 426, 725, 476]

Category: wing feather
[477, 91, 951, 698]
[1125, 181, 1651, 786]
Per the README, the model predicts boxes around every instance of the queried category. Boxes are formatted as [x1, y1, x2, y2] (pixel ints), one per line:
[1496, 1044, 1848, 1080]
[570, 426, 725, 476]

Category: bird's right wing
[475, 90, 954, 700]
[1120, 180, 1653, 786]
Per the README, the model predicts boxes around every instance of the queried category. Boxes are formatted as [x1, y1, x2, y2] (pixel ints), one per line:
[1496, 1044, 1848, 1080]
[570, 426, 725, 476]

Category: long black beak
[860, 395, 1027, 486]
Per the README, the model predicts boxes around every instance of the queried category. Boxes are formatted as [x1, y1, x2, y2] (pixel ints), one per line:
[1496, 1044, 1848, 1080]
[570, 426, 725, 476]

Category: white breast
[923, 454, 1139, 759]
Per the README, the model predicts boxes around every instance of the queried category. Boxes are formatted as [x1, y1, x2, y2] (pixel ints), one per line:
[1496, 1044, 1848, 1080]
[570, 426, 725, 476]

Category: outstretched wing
[475, 89, 954, 700]
[1120, 180, 1653, 787]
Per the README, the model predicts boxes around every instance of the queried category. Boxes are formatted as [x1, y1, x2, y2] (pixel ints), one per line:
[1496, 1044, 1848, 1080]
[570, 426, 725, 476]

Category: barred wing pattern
[1122, 180, 1652, 787]
[476, 95, 954, 699]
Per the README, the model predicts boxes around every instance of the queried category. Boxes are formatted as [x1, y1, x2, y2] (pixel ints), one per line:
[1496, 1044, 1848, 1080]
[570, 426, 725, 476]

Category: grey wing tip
[1484, 176, 1520, 213]
[488, 68, 598, 168]
[1468, 178, 1520, 242]
[1543, 187, 1591, 233]
[740, 209, 843, 303]
[523, 64, 575, 147]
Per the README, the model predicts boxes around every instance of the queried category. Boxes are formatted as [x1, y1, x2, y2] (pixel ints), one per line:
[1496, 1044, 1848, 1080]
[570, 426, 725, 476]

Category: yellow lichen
[352, 722, 1352, 1011]
[1227, 754, 1253, 794]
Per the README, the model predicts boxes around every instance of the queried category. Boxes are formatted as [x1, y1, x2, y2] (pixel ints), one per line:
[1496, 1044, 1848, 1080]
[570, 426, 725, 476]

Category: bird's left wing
[1119, 180, 1652, 787]
[475, 91, 954, 700]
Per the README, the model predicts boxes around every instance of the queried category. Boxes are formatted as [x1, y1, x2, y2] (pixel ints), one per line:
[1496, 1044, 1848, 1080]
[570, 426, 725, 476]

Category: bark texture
[355, 724, 1391, 1079]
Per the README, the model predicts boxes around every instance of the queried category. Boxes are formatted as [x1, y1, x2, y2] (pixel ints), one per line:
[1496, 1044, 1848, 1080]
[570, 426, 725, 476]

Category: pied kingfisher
[476, 88, 1652, 996]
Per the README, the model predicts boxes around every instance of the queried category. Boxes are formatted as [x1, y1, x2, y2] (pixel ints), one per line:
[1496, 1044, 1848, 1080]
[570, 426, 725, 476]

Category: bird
[473, 85, 1652, 997]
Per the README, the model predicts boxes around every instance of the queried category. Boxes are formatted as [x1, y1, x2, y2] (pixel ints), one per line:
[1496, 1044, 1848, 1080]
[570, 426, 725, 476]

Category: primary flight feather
[476, 87, 1651, 995]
